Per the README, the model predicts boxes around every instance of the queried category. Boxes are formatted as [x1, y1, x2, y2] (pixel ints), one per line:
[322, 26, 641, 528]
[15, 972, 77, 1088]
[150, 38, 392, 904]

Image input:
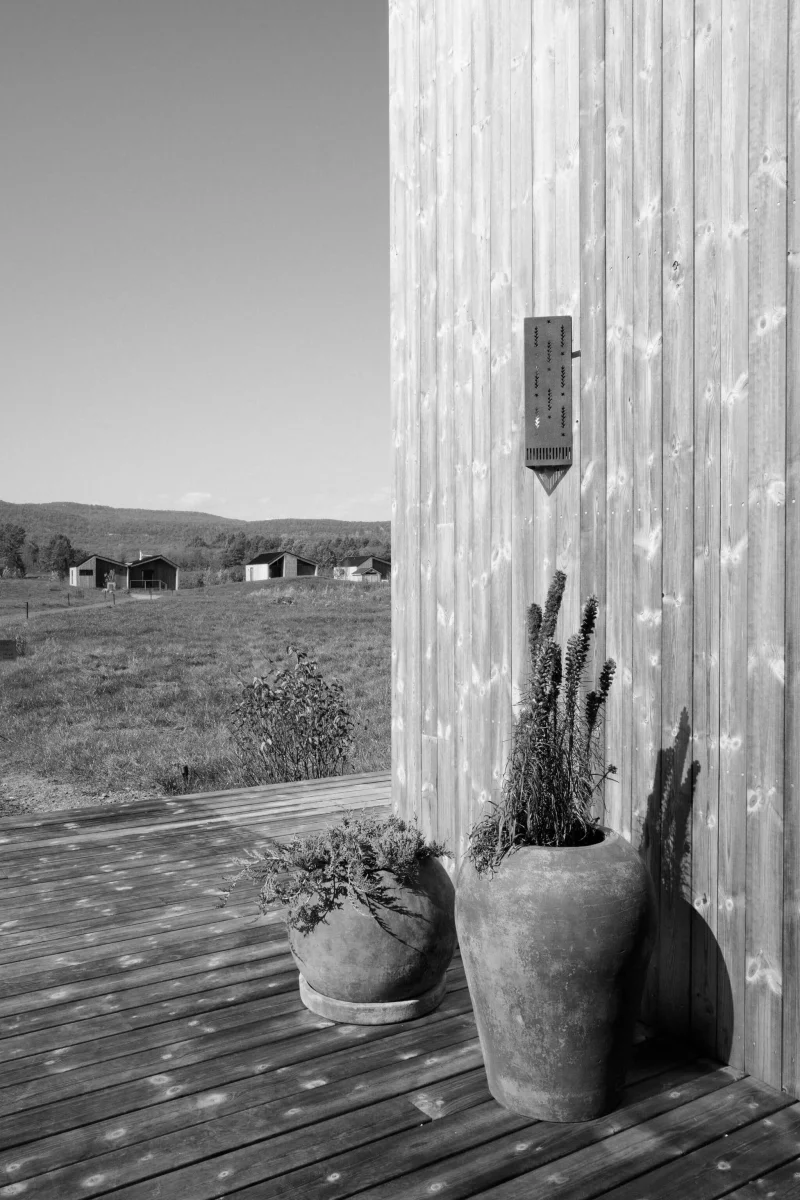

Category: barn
[354, 560, 390, 584]
[126, 554, 179, 591]
[245, 551, 318, 583]
[334, 555, 391, 582]
[332, 555, 367, 581]
[69, 555, 127, 590]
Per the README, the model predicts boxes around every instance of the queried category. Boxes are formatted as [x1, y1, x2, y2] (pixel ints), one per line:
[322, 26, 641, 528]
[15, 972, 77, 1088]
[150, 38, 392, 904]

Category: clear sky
[0, 1, 390, 521]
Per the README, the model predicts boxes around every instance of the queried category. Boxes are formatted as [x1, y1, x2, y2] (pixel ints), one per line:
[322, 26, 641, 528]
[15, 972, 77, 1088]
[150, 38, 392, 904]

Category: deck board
[1, 771, 796, 1198]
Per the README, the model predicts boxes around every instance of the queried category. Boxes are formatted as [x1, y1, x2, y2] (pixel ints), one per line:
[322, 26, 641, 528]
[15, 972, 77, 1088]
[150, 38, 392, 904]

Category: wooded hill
[0, 501, 391, 571]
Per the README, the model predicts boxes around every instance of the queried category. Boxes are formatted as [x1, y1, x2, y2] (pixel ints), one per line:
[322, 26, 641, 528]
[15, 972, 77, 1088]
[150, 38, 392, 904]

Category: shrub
[468, 570, 616, 874]
[230, 646, 355, 785]
[219, 812, 448, 933]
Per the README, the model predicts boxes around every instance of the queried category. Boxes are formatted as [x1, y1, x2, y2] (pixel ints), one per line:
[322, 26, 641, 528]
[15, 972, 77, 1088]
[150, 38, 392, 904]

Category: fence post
[25, 601, 28, 620]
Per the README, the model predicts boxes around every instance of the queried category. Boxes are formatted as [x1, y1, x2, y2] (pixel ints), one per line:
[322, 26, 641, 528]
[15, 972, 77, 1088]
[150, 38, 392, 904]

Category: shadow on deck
[1, 772, 799, 1198]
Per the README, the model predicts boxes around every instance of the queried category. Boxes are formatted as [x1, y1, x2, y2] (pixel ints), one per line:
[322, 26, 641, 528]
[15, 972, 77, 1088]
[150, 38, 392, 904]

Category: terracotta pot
[288, 857, 456, 1020]
[455, 828, 657, 1120]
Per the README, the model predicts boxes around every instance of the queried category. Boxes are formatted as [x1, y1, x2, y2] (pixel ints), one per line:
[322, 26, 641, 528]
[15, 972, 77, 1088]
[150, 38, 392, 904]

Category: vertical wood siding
[783, 0, 800, 1099]
[745, 0, 788, 1091]
[390, 0, 800, 1095]
[632, 0, 663, 1024]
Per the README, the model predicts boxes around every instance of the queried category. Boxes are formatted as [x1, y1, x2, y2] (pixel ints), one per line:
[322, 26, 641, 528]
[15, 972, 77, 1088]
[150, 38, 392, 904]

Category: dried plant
[230, 646, 354, 785]
[468, 570, 616, 874]
[219, 812, 449, 934]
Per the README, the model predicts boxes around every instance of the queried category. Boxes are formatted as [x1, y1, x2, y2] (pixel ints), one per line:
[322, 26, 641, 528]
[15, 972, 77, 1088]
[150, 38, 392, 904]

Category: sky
[0, 1, 390, 521]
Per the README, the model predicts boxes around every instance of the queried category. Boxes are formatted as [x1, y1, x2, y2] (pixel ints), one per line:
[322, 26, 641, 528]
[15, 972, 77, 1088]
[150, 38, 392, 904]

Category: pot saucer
[298, 973, 448, 1024]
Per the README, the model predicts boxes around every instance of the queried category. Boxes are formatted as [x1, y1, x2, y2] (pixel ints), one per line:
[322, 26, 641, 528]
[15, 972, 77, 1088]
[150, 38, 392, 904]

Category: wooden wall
[390, 0, 800, 1094]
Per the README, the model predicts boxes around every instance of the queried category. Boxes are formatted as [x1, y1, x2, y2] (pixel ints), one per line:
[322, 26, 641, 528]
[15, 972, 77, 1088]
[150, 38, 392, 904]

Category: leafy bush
[230, 646, 355, 785]
[468, 570, 616, 874]
[219, 812, 448, 933]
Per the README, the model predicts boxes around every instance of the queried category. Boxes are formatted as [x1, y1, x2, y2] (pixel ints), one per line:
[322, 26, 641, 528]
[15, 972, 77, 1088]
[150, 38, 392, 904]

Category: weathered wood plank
[389, 0, 411, 819]
[0, 901, 229, 960]
[0, 786, 390, 854]
[720, 1151, 800, 1198]
[435, 0, 456, 853]
[531, 0, 557, 608]
[419, 0, 439, 837]
[0, 985, 303, 1090]
[604, 0, 633, 841]
[0, 1024, 482, 1196]
[451, 1076, 792, 1199]
[578, 0, 606, 825]
[0, 907, 285, 977]
[329, 1062, 743, 1200]
[404, 0, 423, 827]
[745, 0, 788, 1091]
[510, 0, 533, 723]
[470, 0, 493, 823]
[595, 1101, 800, 1199]
[222, 1042, 707, 1200]
[631, 0, 663, 1030]
[783, 0, 800, 1099]
[554, 0, 581, 640]
[0, 937, 290, 1022]
[659, 0, 695, 1040]
[0, 960, 298, 1055]
[691, 0, 722, 1055]
[452, 0, 473, 861]
[0, 969, 299, 1064]
[0, 983, 474, 1149]
[489, 0, 513, 814]
[74, 1051, 486, 1200]
[0, 1027, 479, 1195]
[0, 920, 283, 997]
[716, 0, 749, 1073]
[260, 1097, 525, 1200]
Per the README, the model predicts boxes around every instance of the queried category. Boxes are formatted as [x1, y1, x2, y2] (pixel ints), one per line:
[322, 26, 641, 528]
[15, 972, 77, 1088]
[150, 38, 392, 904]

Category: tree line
[210, 531, 391, 571]
[0, 524, 85, 580]
[0, 523, 391, 580]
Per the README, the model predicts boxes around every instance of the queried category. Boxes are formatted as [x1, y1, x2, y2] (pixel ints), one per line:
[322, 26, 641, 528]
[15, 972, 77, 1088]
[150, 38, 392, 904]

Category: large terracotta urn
[455, 828, 657, 1121]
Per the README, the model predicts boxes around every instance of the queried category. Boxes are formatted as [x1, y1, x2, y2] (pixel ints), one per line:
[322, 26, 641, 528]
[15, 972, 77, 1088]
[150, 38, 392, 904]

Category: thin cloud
[175, 491, 213, 511]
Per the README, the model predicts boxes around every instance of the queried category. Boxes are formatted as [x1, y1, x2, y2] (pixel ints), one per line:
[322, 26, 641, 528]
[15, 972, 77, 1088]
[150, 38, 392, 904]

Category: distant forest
[0, 501, 391, 578]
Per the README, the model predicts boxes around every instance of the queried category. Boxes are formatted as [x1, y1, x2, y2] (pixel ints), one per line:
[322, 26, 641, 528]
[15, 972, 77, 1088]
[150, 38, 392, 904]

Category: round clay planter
[288, 856, 456, 1023]
[455, 828, 657, 1121]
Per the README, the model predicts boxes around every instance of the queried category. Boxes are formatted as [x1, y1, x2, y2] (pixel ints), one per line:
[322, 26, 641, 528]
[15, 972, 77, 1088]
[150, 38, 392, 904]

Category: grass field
[0, 576, 126, 621]
[0, 578, 391, 811]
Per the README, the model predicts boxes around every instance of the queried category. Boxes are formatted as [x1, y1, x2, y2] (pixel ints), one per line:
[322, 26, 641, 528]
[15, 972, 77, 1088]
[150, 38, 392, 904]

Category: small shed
[245, 551, 319, 583]
[127, 554, 179, 591]
[354, 556, 391, 583]
[69, 555, 127, 590]
[334, 555, 391, 582]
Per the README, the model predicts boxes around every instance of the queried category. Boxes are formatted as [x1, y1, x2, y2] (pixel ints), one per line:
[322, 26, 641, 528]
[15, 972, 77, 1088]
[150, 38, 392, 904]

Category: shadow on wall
[639, 707, 733, 1063]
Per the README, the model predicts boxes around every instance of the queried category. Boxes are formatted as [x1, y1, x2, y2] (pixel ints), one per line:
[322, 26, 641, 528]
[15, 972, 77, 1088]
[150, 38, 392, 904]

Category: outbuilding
[334, 555, 391, 582]
[353, 557, 391, 584]
[245, 551, 319, 582]
[69, 555, 127, 590]
[126, 554, 179, 591]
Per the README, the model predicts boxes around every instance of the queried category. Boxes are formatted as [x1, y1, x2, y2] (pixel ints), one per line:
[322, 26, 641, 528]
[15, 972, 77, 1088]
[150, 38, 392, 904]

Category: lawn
[0, 575, 120, 620]
[0, 578, 391, 811]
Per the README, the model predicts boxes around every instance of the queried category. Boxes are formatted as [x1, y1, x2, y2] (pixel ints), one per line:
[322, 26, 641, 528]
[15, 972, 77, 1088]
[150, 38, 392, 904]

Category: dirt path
[0, 770, 159, 816]
[1, 593, 144, 626]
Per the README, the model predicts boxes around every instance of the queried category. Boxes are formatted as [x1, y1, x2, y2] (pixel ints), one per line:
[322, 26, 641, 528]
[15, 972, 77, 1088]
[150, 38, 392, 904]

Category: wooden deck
[2, 773, 800, 1199]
